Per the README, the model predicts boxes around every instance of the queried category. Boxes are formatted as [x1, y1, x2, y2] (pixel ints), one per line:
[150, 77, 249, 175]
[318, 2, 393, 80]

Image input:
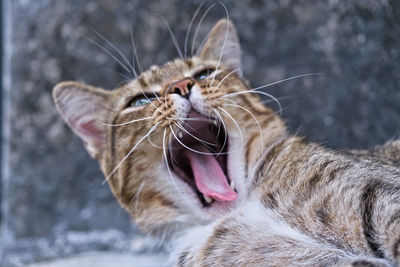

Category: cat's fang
[178, 131, 183, 138]
[203, 194, 214, 204]
[230, 181, 235, 191]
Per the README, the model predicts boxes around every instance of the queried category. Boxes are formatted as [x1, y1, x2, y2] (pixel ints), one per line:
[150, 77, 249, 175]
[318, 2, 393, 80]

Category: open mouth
[168, 110, 237, 207]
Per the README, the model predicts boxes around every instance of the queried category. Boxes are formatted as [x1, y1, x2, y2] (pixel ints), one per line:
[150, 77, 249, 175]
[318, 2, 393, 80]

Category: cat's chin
[167, 110, 238, 209]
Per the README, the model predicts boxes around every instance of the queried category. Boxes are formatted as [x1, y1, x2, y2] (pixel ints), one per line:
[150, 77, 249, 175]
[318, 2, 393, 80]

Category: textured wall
[1, 0, 399, 265]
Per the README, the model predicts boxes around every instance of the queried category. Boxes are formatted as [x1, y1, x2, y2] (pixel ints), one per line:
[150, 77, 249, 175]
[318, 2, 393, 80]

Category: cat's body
[53, 19, 400, 266]
[172, 138, 400, 266]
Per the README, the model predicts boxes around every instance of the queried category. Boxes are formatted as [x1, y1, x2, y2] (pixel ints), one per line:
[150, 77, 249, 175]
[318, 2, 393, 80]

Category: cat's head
[53, 19, 285, 239]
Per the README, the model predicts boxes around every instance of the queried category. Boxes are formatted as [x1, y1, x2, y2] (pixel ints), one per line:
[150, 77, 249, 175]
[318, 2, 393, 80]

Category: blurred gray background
[1, 0, 399, 266]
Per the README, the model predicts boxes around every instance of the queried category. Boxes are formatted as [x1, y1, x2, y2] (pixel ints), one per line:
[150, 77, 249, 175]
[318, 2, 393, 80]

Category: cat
[52, 18, 400, 266]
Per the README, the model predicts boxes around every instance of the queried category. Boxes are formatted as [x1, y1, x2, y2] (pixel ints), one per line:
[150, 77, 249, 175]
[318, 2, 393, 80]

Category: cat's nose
[168, 77, 194, 97]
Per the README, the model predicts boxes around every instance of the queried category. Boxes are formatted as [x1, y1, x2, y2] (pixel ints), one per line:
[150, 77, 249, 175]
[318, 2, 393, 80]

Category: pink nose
[169, 77, 194, 96]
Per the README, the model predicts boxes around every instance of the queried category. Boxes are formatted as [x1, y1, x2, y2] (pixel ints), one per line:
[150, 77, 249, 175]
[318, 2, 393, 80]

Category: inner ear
[198, 19, 241, 71]
[52, 81, 111, 158]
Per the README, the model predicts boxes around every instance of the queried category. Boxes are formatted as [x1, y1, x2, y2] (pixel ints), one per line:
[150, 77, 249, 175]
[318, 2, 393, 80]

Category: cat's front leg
[169, 216, 386, 267]
[360, 179, 400, 265]
[170, 223, 216, 267]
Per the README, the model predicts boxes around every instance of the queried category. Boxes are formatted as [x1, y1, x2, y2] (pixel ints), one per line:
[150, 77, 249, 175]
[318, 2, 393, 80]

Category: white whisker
[147, 134, 163, 149]
[87, 27, 136, 76]
[223, 90, 283, 114]
[209, 1, 230, 88]
[195, 32, 214, 57]
[130, 29, 143, 74]
[213, 68, 242, 92]
[248, 73, 323, 92]
[138, 86, 164, 112]
[167, 116, 211, 122]
[104, 121, 161, 184]
[191, 3, 216, 56]
[111, 78, 134, 90]
[105, 67, 133, 80]
[129, 27, 139, 77]
[130, 31, 163, 107]
[184, 0, 207, 58]
[153, 13, 183, 59]
[85, 37, 133, 76]
[262, 95, 295, 104]
[223, 73, 323, 113]
[223, 101, 264, 155]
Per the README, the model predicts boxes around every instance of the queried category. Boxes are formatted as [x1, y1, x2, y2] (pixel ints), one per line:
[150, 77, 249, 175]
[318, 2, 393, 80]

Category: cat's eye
[126, 93, 159, 108]
[193, 68, 215, 81]
[132, 97, 153, 107]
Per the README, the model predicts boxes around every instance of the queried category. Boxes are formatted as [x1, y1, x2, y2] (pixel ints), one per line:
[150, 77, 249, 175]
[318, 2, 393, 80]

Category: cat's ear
[198, 19, 241, 71]
[52, 81, 111, 158]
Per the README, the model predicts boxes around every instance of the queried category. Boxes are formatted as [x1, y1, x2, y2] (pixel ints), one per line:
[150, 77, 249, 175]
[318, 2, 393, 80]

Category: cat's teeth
[212, 119, 218, 126]
[230, 181, 235, 190]
[178, 131, 183, 139]
[203, 195, 214, 204]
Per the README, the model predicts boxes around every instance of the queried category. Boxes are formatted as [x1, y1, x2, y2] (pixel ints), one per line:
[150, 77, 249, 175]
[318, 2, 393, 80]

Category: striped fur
[53, 19, 400, 266]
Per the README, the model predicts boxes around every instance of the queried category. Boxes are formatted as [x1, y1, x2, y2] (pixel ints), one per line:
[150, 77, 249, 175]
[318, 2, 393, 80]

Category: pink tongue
[183, 146, 237, 202]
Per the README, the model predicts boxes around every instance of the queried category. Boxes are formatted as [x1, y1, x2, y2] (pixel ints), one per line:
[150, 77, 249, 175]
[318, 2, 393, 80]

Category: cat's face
[53, 19, 285, 238]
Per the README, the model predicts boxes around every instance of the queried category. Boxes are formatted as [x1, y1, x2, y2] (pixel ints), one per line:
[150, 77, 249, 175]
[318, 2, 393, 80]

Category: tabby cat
[53, 19, 400, 266]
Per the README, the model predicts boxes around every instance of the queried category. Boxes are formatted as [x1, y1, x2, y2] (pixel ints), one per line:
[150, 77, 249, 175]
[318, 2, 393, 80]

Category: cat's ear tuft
[198, 19, 241, 71]
[52, 81, 111, 158]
